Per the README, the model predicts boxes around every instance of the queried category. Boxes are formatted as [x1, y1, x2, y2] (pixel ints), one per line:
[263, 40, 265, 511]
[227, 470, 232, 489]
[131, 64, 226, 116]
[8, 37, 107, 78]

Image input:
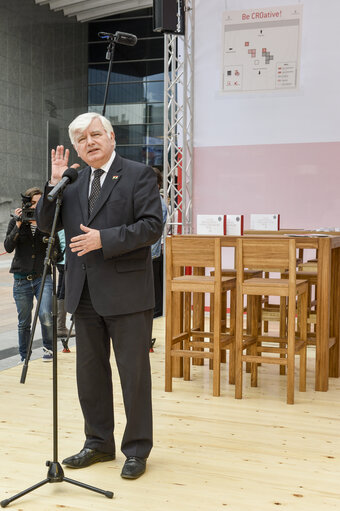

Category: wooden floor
[0, 238, 339, 511]
[0, 312, 340, 511]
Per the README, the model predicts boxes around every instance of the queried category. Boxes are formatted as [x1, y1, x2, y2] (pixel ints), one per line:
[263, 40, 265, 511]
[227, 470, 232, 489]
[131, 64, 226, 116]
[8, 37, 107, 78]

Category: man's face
[74, 118, 115, 169]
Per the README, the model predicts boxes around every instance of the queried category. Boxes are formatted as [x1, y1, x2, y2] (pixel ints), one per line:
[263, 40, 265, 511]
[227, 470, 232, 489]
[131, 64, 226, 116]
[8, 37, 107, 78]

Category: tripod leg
[64, 477, 113, 499]
[1, 479, 50, 508]
[61, 337, 70, 352]
[61, 316, 75, 352]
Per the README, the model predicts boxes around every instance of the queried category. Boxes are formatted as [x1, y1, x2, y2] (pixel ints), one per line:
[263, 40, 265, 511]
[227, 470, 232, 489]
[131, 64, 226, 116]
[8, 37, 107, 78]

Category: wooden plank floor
[0, 239, 339, 511]
[1, 315, 340, 510]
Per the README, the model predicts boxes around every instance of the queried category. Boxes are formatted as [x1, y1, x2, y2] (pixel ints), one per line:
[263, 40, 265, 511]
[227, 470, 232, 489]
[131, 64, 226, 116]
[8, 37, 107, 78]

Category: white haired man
[37, 112, 163, 479]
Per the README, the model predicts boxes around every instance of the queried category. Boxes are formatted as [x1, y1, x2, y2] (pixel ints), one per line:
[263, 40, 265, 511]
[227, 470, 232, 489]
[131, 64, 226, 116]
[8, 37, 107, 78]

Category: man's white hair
[68, 112, 115, 147]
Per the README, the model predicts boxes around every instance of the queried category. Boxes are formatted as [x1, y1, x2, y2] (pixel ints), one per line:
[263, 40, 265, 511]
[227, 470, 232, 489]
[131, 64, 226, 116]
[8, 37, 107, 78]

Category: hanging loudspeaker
[153, 0, 185, 35]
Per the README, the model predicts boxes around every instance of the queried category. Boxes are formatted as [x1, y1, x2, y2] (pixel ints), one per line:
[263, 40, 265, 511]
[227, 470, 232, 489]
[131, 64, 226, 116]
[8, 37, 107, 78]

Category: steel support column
[163, 0, 194, 235]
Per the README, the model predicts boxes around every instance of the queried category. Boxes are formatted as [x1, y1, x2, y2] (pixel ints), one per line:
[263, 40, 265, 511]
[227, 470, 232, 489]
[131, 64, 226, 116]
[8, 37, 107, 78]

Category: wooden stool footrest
[221, 335, 235, 347]
[294, 340, 306, 352]
[242, 355, 288, 365]
[171, 350, 213, 359]
[172, 332, 189, 344]
[257, 335, 287, 343]
[242, 336, 257, 348]
[187, 340, 213, 349]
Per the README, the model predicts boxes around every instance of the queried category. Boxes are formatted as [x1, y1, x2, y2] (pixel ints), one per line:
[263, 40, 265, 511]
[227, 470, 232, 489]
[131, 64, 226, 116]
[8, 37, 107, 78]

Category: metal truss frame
[163, 0, 194, 235]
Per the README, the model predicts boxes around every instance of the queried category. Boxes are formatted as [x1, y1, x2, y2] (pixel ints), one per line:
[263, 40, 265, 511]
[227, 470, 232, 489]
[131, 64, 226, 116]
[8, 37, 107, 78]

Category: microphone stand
[1, 193, 113, 508]
[102, 37, 116, 117]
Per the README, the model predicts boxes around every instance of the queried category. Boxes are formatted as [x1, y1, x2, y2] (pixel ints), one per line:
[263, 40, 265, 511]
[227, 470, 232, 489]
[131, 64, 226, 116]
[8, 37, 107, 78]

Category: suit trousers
[152, 254, 164, 318]
[74, 279, 153, 459]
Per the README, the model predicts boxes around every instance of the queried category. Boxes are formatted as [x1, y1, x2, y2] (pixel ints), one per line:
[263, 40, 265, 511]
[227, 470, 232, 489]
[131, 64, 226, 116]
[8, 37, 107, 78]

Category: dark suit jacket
[36, 153, 163, 316]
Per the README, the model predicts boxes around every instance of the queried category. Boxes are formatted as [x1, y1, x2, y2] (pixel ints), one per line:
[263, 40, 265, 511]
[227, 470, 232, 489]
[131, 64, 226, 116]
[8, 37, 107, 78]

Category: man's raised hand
[51, 145, 79, 186]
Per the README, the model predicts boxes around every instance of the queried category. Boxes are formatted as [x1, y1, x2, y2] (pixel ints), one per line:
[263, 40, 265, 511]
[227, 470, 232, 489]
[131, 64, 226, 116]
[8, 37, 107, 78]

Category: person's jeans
[13, 275, 53, 360]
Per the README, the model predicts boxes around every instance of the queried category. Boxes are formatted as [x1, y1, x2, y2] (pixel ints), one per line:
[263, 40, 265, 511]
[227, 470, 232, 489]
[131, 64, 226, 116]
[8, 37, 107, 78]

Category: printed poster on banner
[222, 5, 302, 92]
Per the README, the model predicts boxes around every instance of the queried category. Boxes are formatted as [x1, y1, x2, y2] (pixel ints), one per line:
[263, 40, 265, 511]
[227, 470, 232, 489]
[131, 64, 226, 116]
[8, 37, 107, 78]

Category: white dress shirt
[88, 150, 116, 197]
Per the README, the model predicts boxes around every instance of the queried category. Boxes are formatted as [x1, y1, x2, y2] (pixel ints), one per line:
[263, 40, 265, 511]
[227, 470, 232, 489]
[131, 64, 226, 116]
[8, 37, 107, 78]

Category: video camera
[12, 194, 36, 223]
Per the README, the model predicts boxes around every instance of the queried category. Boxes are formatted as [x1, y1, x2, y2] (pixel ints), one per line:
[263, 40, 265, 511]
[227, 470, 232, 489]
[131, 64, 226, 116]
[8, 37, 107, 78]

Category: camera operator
[4, 187, 58, 363]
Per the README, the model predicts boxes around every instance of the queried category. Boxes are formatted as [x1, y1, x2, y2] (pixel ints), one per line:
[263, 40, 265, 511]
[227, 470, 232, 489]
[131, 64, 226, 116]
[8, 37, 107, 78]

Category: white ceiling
[34, 0, 153, 22]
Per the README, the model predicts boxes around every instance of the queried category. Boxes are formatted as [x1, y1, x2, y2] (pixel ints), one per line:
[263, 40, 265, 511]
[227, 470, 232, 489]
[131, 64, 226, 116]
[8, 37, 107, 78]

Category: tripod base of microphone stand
[59, 319, 75, 352]
[61, 338, 71, 352]
[0, 461, 113, 507]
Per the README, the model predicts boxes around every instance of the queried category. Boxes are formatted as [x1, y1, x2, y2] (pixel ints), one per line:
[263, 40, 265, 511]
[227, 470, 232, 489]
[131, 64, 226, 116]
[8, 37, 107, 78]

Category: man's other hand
[70, 224, 102, 256]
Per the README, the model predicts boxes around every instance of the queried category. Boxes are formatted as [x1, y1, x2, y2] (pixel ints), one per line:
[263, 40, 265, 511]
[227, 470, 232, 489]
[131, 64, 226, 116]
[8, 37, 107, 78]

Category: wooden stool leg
[212, 292, 221, 396]
[172, 267, 183, 378]
[263, 272, 269, 332]
[250, 295, 258, 388]
[165, 288, 173, 392]
[210, 290, 227, 370]
[287, 295, 295, 405]
[220, 291, 227, 364]
[193, 267, 205, 366]
[246, 295, 251, 373]
[209, 293, 214, 370]
[299, 292, 307, 392]
[279, 296, 287, 375]
[307, 283, 312, 334]
[296, 295, 301, 337]
[235, 291, 243, 399]
[183, 292, 191, 381]
[228, 287, 236, 384]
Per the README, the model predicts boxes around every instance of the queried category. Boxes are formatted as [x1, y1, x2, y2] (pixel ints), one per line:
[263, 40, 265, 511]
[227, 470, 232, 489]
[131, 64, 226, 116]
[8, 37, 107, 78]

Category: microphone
[98, 31, 137, 46]
[114, 31, 137, 46]
[47, 168, 78, 202]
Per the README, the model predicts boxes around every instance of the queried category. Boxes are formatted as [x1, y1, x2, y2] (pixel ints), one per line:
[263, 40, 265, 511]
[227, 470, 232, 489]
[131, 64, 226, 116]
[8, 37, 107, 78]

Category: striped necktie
[88, 168, 104, 215]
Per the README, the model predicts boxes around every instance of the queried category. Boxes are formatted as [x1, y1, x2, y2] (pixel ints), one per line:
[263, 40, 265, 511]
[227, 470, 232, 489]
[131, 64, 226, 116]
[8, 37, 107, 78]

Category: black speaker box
[153, 0, 185, 35]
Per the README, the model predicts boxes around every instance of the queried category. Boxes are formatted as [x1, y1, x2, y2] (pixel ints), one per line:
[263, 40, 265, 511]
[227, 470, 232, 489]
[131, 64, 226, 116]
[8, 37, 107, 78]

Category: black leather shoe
[121, 456, 147, 479]
[62, 448, 115, 468]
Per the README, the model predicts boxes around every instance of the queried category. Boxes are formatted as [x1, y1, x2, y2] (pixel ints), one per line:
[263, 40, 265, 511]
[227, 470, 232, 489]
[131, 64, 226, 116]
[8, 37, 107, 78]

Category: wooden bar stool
[235, 238, 308, 404]
[210, 269, 263, 328]
[165, 235, 236, 396]
[210, 268, 262, 368]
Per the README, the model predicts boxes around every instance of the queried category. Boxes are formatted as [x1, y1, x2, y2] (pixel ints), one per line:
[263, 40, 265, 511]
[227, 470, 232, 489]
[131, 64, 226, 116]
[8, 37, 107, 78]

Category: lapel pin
[112, 175, 119, 180]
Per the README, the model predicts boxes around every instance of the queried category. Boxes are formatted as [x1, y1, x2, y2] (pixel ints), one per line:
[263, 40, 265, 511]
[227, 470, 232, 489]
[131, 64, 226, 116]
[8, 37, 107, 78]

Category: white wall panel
[194, 0, 340, 147]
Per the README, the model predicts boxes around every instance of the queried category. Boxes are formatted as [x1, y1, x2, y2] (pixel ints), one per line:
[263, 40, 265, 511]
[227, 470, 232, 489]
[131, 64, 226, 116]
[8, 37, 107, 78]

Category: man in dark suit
[36, 112, 163, 479]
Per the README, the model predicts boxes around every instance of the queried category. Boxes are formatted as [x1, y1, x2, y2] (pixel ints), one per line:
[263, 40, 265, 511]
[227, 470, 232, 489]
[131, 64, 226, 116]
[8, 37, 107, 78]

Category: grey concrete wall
[0, 0, 88, 236]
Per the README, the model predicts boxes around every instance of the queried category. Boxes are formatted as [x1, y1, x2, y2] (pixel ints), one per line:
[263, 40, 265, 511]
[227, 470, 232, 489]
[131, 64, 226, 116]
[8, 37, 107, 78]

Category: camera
[12, 194, 36, 223]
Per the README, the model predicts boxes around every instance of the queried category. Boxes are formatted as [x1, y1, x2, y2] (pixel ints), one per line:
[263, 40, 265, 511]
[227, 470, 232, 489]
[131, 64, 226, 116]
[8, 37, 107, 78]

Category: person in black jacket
[4, 187, 54, 362]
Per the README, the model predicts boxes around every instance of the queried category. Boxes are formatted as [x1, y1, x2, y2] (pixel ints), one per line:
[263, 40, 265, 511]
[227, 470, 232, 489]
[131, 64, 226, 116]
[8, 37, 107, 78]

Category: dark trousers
[74, 280, 153, 458]
[152, 254, 163, 318]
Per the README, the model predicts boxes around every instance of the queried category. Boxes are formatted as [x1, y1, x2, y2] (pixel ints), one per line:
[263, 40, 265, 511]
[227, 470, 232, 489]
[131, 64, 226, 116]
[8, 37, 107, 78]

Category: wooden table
[169, 233, 340, 391]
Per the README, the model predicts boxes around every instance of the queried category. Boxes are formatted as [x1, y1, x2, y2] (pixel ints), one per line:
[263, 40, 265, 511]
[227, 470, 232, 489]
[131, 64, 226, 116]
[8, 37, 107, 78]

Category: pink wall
[193, 141, 340, 231]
